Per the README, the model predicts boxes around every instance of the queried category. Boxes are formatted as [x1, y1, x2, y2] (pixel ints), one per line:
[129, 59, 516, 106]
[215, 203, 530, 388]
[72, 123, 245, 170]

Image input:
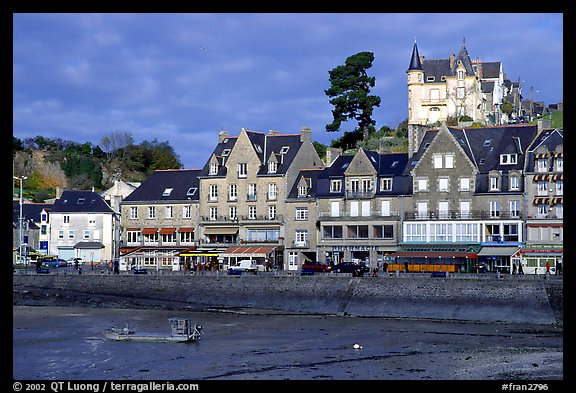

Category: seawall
[12, 273, 562, 325]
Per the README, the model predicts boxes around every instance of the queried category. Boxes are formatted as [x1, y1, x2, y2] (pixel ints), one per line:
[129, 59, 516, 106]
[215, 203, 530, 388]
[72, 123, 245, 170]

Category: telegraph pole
[13, 176, 27, 266]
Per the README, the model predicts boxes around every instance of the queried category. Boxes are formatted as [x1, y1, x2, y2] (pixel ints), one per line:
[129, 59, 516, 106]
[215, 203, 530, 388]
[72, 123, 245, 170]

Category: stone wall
[13, 274, 562, 325]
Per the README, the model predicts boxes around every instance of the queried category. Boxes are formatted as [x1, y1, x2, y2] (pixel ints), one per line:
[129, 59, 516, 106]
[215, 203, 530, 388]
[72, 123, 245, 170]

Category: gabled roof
[287, 168, 326, 199]
[525, 128, 563, 171]
[51, 190, 115, 213]
[480, 61, 502, 79]
[257, 133, 303, 176]
[123, 169, 201, 203]
[198, 135, 238, 177]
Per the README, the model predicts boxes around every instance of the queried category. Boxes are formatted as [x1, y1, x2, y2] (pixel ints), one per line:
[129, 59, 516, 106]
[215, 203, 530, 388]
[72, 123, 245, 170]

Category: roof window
[162, 188, 173, 197]
[280, 146, 290, 154]
[77, 198, 85, 204]
[186, 187, 197, 196]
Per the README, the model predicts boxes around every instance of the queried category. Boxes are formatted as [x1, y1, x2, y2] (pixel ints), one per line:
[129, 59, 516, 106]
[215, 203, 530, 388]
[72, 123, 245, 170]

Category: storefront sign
[332, 245, 379, 252]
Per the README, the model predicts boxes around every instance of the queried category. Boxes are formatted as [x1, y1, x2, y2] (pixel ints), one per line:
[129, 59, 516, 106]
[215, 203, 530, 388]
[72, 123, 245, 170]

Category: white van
[228, 259, 258, 273]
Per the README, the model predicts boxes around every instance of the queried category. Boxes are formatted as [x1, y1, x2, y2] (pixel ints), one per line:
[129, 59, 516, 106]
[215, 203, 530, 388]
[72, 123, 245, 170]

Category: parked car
[228, 260, 258, 274]
[40, 259, 59, 268]
[331, 262, 368, 277]
[55, 258, 69, 267]
[68, 257, 84, 266]
[301, 261, 331, 273]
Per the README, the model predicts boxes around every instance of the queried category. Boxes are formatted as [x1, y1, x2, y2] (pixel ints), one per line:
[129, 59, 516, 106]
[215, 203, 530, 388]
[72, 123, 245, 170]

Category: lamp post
[13, 176, 27, 267]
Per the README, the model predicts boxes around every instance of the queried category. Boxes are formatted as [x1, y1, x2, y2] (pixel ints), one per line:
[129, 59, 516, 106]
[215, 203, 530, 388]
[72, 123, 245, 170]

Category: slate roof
[199, 130, 306, 178]
[51, 190, 115, 213]
[481, 81, 495, 93]
[480, 62, 501, 79]
[12, 202, 52, 226]
[404, 124, 539, 193]
[407, 41, 423, 71]
[525, 128, 563, 171]
[122, 169, 202, 203]
[288, 151, 412, 198]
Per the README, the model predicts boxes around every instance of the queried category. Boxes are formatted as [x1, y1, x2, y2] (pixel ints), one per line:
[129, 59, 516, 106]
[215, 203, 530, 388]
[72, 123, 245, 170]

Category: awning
[179, 251, 220, 257]
[73, 241, 104, 249]
[178, 227, 194, 232]
[551, 197, 563, 205]
[533, 174, 550, 181]
[533, 197, 550, 205]
[535, 153, 550, 158]
[553, 152, 563, 158]
[203, 227, 238, 235]
[141, 228, 158, 235]
[477, 246, 520, 257]
[222, 246, 276, 258]
[125, 228, 140, 232]
[552, 174, 563, 181]
[159, 227, 176, 234]
[394, 251, 476, 258]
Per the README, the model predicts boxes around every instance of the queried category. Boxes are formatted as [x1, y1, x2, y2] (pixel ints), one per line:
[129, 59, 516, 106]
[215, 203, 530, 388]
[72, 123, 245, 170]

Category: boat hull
[103, 330, 200, 342]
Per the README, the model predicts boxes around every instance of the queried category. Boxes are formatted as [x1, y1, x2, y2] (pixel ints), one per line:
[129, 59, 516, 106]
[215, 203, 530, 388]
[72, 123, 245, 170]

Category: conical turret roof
[407, 41, 423, 71]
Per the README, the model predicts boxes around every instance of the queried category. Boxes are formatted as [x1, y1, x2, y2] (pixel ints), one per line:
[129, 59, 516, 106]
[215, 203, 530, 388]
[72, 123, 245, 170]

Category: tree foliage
[325, 51, 381, 140]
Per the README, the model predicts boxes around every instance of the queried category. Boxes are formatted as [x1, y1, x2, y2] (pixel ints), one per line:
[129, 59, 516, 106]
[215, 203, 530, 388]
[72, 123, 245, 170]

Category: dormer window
[457, 69, 465, 80]
[500, 154, 518, 165]
[489, 174, 500, 191]
[426, 76, 435, 82]
[238, 163, 247, 178]
[298, 186, 307, 197]
[209, 162, 219, 175]
[268, 161, 277, 174]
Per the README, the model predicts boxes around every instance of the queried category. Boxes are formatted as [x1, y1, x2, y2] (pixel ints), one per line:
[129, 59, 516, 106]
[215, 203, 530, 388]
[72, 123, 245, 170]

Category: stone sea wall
[12, 273, 562, 325]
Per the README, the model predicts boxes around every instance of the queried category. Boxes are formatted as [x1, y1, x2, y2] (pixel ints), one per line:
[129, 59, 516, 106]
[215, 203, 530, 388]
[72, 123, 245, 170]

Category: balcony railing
[403, 210, 523, 220]
[344, 190, 375, 199]
[292, 240, 310, 248]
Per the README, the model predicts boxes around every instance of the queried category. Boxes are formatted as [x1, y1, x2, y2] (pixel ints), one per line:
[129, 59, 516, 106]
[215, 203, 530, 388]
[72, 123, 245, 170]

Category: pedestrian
[383, 261, 388, 273]
[113, 259, 120, 275]
[518, 262, 524, 275]
[404, 260, 409, 273]
[545, 261, 551, 275]
[512, 262, 517, 275]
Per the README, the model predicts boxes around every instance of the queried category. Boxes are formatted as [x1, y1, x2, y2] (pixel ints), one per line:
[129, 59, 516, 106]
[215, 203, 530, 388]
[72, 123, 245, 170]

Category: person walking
[545, 261, 551, 275]
[512, 262, 517, 275]
[518, 262, 524, 275]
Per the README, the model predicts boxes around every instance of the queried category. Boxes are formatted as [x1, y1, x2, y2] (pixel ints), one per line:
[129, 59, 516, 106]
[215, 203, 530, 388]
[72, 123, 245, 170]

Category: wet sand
[13, 305, 563, 381]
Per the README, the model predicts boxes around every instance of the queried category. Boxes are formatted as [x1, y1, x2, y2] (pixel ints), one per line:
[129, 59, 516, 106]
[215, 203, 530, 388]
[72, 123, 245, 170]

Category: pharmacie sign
[332, 245, 379, 251]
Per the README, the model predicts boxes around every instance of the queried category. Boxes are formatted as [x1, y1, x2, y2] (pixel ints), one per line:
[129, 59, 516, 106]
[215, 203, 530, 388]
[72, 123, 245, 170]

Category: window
[295, 230, 308, 246]
[165, 206, 173, 219]
[556, 157, 563, 171]
[162, 188, 173, 197]
[430, 223, 452, 242]
[161, 231, 175, 244]
[288, 252, 299, 269]
[186, 187, 197, 197]
[361, 200, 371, 217]
[373, 225, 394, 239]
[457, 70, 465, 80]
[510, 200, 520, 218]
[438, 201, 449, 218]
[228, 184, 237, 201]
[537, 204, 549, 217]
[183, 205, 192, 219]
[460, 177, 470, 191]
[489, 176, 500, 191]
[68, 230, 74, 239]
[41, 225, 47, 235]
[323, 225, 343, 239]
[127, 230, 141, 244]
[433, 154, 443, 169]
[130, 207, 138, 219]
[380, 178, 392, 191]
[361, 179, 372, 193]
[503, 224, 519, 242]
[147, 206, 156, 219]
[238, 163, 247, 178]
[221, 149, 231, 156]
[249, 206, 257, 220]
[405, 223, 426, 242]
[331, 201, 340, 217]
[209, 163, 218, 175]
[536, 158, 548, 172]
[347, 225, 369, 239]
[268, 183, 277, 200]
[537, 181, 548, 196]
[500, 154, 518, 165]
[268, 205, 276, 220]
[350, 201, 359, 217]
[298, 185, 307, 197]
[330, 179, 342, 193]
[489, 200, 500, 217]
[248, 228, 280, 242]
[438, 178, 449, 192]
[209, 184, 218, 201]
[77, 198, 85, 204]
[83, 230, 90, 239]
[445, 154, 454, 168]
[248, 184, 257, 201]
[180, 231, 193, 244]
[295, 207, 308, 221]
[457, 87, 465, 98]
[209, 207, 218, 221]
[229, 206, 237, 220]
[58, 230, 64, 239]
[508, 175, 519, 191]
[417, 178, 428, 192]
[417, 201, 428, 219]
[63, 215, 70, 224]
[455, 223, 478, 241]
[280, 146, 290, 154]
[460, 201, 471, 219]
[556, 180, 563, 195]
[350, 179, 359, 193]
[381, 200, 391, 216]
[268, 161, 277, 174]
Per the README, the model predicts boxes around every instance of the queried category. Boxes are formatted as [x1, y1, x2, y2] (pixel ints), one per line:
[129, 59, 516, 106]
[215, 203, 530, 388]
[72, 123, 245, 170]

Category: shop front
[511, 244, 563, 275]
[321, 245, 397, 270]
[476, 244, 521, 273]
[221, 245, 277, 271]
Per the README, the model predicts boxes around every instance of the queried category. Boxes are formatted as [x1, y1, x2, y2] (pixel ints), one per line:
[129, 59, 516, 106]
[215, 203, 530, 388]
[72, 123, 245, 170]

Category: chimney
[449, 53, 455, 69]
[55, 187, 63, 199]
[219, 130, 229, 143]
[300, 127, 311, 143]
[268, 130, 279, 135]
[326, 147, 342, 166]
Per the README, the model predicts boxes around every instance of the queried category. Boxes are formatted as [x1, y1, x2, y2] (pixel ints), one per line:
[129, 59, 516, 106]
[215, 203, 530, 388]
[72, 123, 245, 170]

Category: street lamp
[13, 176, 28, 266]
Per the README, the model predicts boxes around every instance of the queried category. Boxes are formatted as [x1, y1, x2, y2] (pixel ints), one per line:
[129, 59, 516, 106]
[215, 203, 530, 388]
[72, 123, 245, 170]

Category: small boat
[103, 317, 203, 343]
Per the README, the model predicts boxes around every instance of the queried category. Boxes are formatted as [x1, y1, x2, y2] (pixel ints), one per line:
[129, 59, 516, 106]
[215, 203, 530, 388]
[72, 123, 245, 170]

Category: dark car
[40, 258, 59, 268]
[301, 261, 331, 273]
[331, 262, 367, 277]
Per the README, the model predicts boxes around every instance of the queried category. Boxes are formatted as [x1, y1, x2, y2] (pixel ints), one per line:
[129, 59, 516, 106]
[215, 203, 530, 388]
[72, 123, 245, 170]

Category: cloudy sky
[13, 13, 563, 169]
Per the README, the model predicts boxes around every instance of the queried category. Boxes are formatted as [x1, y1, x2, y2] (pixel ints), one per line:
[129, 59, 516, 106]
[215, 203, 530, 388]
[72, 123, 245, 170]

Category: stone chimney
[449, 53, 455, 69]
[268, 130, 279, 135]
[300, 127, 311, 143]
[55, 187, 64, 199]
[219, 130, 229, 143]
[326, 147, 342, 166]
